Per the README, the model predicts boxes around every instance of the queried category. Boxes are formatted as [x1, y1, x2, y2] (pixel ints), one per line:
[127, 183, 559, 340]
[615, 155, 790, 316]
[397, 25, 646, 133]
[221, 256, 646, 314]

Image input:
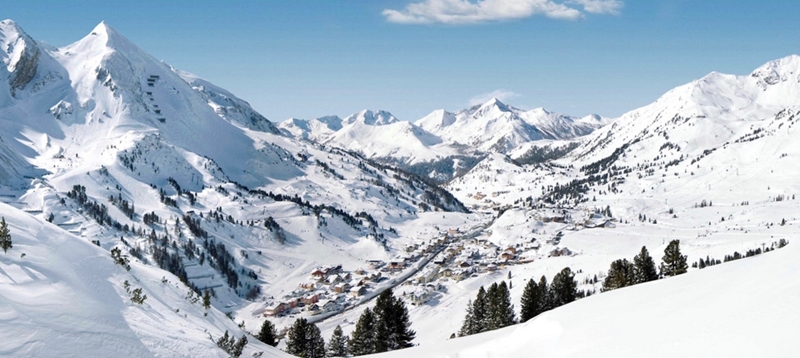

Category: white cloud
[469, 89, 521, 106]
[383, 0, 623, 25]
[567, 0, 623, 15]
[383, 0, 582, 25]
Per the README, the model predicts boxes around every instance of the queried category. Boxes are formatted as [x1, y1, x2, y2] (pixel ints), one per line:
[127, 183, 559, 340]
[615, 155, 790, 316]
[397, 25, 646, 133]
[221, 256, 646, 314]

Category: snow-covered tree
[326, 325, 348, 357]
[0, 217, 11, 254]
[520, 278, 544, 322]
[660, 240, 688, 277]
[349, 308, 376, 356]
[602, 258, 635, 292]
[550, 268, 577, 307]
[285, 318, 324, 358]
[633, 246, 659, 283]
[256, 319, 278, 347]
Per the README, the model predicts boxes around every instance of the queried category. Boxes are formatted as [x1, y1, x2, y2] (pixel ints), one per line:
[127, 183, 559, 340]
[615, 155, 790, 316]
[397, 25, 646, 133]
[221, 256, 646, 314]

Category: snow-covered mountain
[417, 98, 609, 152]
[2, 17, 799, 358]
[279, 99, 607, 182]
[0, 19, 472, 357]
[278, 115, 343, 141]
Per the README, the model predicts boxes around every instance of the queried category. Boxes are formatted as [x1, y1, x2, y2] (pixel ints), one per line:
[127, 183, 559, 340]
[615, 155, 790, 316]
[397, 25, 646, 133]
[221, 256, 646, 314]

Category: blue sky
[5, 1, 800, 121]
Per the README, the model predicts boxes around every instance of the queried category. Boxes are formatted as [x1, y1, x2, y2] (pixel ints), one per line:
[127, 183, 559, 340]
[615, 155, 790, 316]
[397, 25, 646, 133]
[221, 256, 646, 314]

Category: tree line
[257, 289, 415, 357]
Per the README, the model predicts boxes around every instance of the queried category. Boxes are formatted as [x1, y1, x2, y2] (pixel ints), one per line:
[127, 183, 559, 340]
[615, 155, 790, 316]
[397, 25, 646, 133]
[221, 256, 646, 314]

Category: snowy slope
[0, 19, 477, 354]
[3, 17, 800, 358]
[373, 240, 799, 358]
[278, 115, 343, 141]
[0, 201, 288, 358]
[324, 112, 457, 163]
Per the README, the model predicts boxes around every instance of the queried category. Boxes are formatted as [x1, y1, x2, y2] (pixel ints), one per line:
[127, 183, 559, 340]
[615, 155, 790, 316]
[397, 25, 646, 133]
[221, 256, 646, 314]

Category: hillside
[1, 17, 799, 358]
[372, 238, 798, 358]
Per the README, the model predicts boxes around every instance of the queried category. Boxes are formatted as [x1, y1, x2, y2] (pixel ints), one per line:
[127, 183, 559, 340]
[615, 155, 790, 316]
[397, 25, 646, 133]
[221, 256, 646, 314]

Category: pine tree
[458, 299, 477, 336]
[550, 268, 577, 307]
[633, 246, 658, 283]
[371, 289, 415, 352]
[520, 278, 543, 322]
[257, 319, 278, 347]
[472, 286, 489, 333]
[390, 294, 416, 350]
[538, 276, 552, 311]
[203, 290, 211, 309]
[602, 258, 635, 292]
[326, 325, 348, 357]
[304, 323, 325, 358]
[0, 217, 11, 254]
[487, 281, 515, 329]
[286, 318, 310, 357]
[373, 290, 393, 353]
[660, 239, 688, 277]
[486, 283, 499, 330]
[349, 308, 377, 356]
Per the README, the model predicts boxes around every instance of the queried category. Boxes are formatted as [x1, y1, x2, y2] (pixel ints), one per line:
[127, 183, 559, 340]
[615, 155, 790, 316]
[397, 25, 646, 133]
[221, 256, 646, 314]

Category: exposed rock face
[9, 42, 39, 96]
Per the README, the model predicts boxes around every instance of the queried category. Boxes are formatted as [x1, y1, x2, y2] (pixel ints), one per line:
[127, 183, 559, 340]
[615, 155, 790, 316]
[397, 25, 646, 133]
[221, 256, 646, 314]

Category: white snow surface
[0, 201, 288, 357]
[1, 17, 800, 358]
[372, 240, 800, 358]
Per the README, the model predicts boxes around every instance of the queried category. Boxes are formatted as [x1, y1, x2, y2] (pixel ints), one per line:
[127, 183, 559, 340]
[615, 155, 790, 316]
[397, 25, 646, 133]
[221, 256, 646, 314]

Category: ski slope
[372, 240, 798, 358]
[0, 201, 289, 357]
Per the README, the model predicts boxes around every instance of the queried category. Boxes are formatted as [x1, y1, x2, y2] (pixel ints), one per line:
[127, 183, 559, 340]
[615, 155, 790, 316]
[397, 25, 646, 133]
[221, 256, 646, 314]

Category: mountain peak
[344, 109, 399, 126]
[85, 21, 133, 50]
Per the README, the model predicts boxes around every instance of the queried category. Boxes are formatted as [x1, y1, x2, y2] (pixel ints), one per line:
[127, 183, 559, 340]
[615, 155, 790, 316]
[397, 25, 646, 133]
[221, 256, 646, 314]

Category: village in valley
[261, 215, 584, 323]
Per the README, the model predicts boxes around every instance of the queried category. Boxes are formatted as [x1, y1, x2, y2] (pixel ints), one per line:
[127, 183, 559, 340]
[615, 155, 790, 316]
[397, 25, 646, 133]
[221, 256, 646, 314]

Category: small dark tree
[131, 287, 147, 304]
[203, 290, 211, 309]
[458, 299, 477, 336]
[286, 318, 310, 357]
[487, 281, 515, 330]
[550, 268, 577, 307]
[660, 239, 688, 277]
[0, 217, 11, 253]
[538, 276, 552, 311]
[633, 246, 658, 283]
[110, 247, 131, 271]
[520, 278, 544, 322]
[602, 259, 635, 292]
[326, 325, 348, 357]
[304, 323, 325, 358]
[216, 331, 247, 358]
[257, 319, 278, 347]
[349, 308, 377, 356]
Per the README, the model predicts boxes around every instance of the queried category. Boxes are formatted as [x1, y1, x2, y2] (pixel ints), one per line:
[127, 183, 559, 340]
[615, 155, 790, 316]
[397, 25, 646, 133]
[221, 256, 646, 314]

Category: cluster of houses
[399, 235, 542, 306]
[264, 264, 384, 317]
[263, 225, 575, 316]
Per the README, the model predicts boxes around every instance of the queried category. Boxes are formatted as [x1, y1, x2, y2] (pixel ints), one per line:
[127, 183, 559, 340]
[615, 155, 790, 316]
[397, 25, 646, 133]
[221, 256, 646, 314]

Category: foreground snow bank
[0, 202, 288, 357]
[373, 241, 799, 358]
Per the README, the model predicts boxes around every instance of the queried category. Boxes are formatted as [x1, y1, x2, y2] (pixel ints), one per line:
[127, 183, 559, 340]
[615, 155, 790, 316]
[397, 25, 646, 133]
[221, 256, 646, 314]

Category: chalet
[501, 251, 516, 261]
[441, 267, 453, 278]
[367, 260, 385, 269]
[349, 286, 367, 298]
[321, 299, 340, 313]
[549, 247, 573, 257]
[298, 281, 318, 290]
[408, 287, 434, 306]
[311, 269, 327, 281]
[388, 260, 406, 271]
[333, 282, 352, 294]
[264, 301, 290, 316]
[416, 266, 440, 285]
[301, 293, 320, 305]
[305, 303, 321, 315]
